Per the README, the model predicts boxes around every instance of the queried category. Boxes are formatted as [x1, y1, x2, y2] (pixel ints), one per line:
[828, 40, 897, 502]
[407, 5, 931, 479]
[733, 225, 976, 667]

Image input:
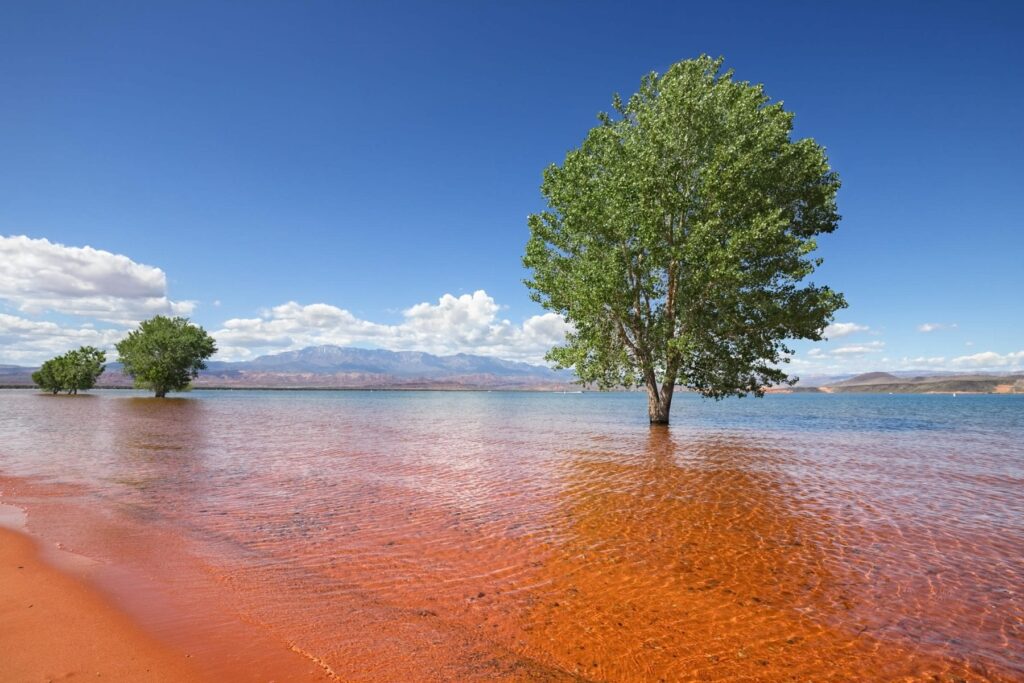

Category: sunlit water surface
[1, 390, 1021, 681]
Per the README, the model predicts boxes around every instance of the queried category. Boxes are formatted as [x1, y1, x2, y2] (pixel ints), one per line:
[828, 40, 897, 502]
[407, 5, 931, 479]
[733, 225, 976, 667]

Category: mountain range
[0, 346, 577, 390]
[812, 371, 1024, 394]
[2, 348, 1021, 393]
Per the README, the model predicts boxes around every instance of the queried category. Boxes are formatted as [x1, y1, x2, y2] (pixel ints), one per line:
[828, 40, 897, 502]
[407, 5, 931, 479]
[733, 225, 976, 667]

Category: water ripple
[1, 390, 1021, 681]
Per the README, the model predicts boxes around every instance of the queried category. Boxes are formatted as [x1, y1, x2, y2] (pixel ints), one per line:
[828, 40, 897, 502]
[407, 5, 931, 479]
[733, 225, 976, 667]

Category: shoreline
[0, 501, 333, 682]
[0, 525, 209, 682]
[2, 384, 1021, 395]
[0, 384, 582, 392]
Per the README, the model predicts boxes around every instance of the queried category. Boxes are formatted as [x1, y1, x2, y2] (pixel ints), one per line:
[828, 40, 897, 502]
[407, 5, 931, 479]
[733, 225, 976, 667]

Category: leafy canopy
[31, 359, 65, 395]
[116, 316, 217, 397]
[524, 56, 845, 419]
[32, 346, 106, 394]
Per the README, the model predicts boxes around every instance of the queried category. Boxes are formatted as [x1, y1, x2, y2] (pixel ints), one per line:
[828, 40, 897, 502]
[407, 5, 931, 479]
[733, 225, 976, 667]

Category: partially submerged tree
[32, 346, 106, 394]
[116, 316, 217, 398]
[31, 358, 65, 395]
[524, 56, 845, 424]
[63, 346, 106, 393]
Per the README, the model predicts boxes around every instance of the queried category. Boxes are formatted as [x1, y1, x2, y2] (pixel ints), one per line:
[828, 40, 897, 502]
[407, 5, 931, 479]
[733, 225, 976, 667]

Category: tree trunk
[646, 381, 675, 425]
[154, 388, 167, 398]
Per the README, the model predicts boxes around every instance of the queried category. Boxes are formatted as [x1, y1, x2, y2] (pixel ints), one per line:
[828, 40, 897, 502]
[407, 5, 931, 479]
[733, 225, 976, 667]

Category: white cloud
[950, 350, 1024, 370]
[0, 313, 126, 365]
[213, 290, 571, 364]
[823, 322, 869, 338]
[791, 347, 1024, 377]
[830, 341, 885, 356]
[917, 322, 958, 333]
[0, 235, 193, 323]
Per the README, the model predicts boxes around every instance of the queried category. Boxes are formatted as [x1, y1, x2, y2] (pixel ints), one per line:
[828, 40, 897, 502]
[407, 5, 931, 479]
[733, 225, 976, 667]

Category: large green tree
[32, 346, 106, 395]
[524, 56, 845, 424]
[116, 316, 217, 398]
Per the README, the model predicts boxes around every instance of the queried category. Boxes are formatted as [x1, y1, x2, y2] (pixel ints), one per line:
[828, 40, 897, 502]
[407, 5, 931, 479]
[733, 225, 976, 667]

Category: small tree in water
[32, 346, 106, 394]
[524, 56, 845, 425]
[31, 358, 65, 394]
[116, 316, 217, 398]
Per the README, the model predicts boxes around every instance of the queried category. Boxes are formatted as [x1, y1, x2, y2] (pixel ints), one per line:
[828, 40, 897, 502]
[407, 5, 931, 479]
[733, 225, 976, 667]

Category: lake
[1, 389, 1021, 680]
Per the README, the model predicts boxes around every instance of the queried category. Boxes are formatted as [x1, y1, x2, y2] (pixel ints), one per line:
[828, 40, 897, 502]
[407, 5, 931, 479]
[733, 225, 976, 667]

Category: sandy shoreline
[0, 526, 208, 682]
[0, 497, 335, 683]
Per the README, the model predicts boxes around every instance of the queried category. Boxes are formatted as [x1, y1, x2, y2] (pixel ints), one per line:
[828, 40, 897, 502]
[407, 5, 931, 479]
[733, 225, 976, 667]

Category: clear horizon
[1, 2, 1021, 374]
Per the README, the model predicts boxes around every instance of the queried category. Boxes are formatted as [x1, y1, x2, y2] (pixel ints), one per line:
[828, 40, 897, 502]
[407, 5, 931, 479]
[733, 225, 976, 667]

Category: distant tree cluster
[31, 346, 107, 394]
[33, 316, 217, 398]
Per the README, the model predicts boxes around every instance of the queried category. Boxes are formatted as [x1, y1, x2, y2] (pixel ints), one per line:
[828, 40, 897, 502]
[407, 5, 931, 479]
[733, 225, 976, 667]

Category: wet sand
[0, 527, 206, 682]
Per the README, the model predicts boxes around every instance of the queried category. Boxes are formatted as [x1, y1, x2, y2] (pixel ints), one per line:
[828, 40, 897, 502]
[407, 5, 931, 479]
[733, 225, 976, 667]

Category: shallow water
[1, 389, 1021, 680]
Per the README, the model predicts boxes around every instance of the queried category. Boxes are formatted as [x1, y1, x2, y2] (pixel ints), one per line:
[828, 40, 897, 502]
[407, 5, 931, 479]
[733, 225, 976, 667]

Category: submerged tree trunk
[154, 388, 167, 398]
[646, 380, 675, 425]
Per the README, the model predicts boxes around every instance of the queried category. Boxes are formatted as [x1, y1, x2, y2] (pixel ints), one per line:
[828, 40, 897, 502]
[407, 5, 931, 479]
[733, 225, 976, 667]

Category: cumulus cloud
[950, 350, 1024, 370]
[0, 313, 126, 365]
[917, 322, 958, 333]
[791, 346, 1024, 377]
[213, 290, 571, 364]
[830, 341, 885, 356]
[0, 235, 193, 322]
[823, 322, 869, 338]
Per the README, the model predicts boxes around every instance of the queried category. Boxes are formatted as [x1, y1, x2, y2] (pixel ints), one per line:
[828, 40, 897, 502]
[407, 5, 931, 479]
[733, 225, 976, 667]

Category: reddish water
[1, 390, 1022, 681]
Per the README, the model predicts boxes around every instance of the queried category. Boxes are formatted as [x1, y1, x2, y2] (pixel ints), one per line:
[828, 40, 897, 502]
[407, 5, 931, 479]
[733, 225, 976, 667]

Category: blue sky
[1, 1, 1021, 374]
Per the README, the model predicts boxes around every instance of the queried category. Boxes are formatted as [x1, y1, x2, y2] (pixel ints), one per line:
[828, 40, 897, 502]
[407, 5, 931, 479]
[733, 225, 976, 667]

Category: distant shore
[767, 386, 1023, 395]
[3, 351, 1020, 394]
[2, 383, 1020, 395]
[0, 384, 582, 392]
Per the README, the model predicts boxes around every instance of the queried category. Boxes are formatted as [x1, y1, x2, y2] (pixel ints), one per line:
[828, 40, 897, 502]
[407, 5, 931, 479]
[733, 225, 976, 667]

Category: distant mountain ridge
[817, 371, 1024, 394]
[0, 345, 576, 390]
[238, 345, 563, 378]
[830, 372, 901, 387]
[3, 349, 1022, 393]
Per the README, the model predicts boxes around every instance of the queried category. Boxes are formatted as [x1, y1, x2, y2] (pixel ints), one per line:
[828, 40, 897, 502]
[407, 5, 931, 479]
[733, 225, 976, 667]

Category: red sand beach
[0, 526, 207, 682]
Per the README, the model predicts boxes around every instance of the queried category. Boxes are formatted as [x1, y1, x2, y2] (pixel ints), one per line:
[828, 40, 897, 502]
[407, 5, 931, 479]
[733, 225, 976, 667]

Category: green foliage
[524, 56, 846, 423]
[32, 346, 106, 394]
[31, 359, 64, 394]
[115, 316, 217, 398]
[64, 346, 107, 393]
